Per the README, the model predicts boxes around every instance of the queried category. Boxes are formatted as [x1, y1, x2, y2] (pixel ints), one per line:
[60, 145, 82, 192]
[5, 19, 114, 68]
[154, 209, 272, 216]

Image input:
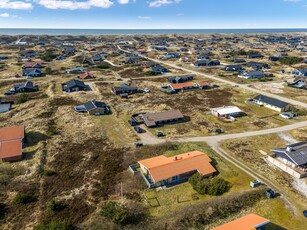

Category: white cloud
[138, 15, 151, 19]
[0, 0, 33, 10]
[37, 0, 114, 10]
[118, 0, 129, 4]
[0, 13, 10, 17]
[149, 0, 181, 7]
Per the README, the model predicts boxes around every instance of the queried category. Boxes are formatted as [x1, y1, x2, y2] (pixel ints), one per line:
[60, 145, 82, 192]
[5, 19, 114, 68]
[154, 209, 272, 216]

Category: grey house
[22, 68, 42, 77]
[292, 68, 307, 77]
[74, 100, 110, 115]
[112, 84, 138, 95]
[167, 76, 194, 84]
[289, 77, 307, 90]
[0, 98, 13, 113]
[272, 142, 307, 168]
[194, 60, 220, 67]
[62, 80, 90, 92]
[238, 71, 265, 79]
[225, 65, 243, 72]
[10, 81, 39, 93]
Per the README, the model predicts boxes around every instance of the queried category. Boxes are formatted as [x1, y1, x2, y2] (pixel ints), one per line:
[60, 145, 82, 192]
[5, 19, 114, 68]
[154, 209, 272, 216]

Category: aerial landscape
[0, 0, 307, 230]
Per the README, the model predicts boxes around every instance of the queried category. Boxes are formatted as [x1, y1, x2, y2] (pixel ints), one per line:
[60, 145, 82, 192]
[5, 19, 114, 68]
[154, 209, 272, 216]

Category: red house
[0, 126, 24, 162]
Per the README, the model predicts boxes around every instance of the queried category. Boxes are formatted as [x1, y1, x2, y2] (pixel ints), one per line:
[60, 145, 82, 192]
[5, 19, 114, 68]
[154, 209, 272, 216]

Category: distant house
[82, 57, 96, 66]
[78, 72, 95, 80]
[194, 81, 210, 89]
[225, 65, 243, 72]
[288, 77, 307, 90]
[238, 71, 265, 79]
[62, 79, 90, 93]
[251, 95, 290, 112]
[272, 142, 307, 169]
[269, 56, 281, 62]
[0, 125, 25, 162]
[135, 151, 216, 188]
[211, 106, 243, 118]
[74, 100, 110, 115]
[66, 67, 87, 74]
[9, 81, 38, 93]
[150, 65, 168, 74]
[212, 214, 270, 230]
[112, 84, 138, 95]
[0, 98, 13, 113]
[167, 76, 194, 84]
[246, 62, 270, 70]
[168, 82, 195, 92]
[194, 60, 220, 67]
[232, 58, 246, 63]
[22, 68, 42, 77]
[135, 110, 185, 127]
[292, 68, 307, 77]
[22, 62, 44, 69]
[247, 53, 264, 59]
[161, 52, 180, 59]
[92, 54, 104, 62]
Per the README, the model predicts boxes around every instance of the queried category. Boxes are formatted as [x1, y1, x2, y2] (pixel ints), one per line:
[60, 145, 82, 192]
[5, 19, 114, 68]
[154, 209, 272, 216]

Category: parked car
[280, 113, 292, 119]
[128, 120, 137, 126]
[134, 126, 145, 133]
[156, 131, 164, 137]
[143, 88, 150, 93]
[303, 210, 307, 218]
[215, 128, 224, 134]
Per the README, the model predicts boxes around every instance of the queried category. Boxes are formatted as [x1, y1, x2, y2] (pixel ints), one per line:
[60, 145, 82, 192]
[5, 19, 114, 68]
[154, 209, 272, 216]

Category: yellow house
[252, 95, 291, 112]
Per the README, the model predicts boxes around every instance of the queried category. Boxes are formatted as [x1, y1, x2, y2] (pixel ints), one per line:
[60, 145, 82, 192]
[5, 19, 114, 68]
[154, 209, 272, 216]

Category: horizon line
[1, 28, 307, 30]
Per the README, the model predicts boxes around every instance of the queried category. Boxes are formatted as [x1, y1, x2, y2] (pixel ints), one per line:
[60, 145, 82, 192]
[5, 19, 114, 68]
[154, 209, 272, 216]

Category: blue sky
[0, 0, 307, 29]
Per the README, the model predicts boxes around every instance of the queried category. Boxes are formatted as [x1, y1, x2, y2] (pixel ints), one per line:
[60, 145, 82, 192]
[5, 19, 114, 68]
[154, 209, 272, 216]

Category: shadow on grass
[25, 131, 49, 147]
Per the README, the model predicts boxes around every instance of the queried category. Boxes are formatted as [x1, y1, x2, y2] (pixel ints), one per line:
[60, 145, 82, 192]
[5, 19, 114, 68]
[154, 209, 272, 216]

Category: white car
[143, 88, 150, 93]
[279, 113, 292, 119]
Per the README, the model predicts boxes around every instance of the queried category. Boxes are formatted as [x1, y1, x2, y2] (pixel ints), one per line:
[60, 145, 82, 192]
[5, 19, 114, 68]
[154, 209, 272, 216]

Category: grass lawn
[144, 142, 253, 217]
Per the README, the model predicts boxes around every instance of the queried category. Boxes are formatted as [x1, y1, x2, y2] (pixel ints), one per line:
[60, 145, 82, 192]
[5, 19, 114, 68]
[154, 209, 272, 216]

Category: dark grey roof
[272, 142, 307, 166]
[253, 95, 289, 108]
[84, 100, 107, 111]
[14, 81, 36, 90]
[66, 79, 87, 88]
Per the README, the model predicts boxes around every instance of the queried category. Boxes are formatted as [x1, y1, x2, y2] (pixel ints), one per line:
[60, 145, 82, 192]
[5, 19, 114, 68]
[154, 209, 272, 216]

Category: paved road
[118, 46, 307, 108]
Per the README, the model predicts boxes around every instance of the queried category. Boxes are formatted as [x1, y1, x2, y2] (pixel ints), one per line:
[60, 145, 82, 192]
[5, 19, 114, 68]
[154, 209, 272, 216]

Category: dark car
[303, 210, 307, 218]
[215, 128, 224, 134]
[134, 126, 145, 133]
[128, 120, 137, 126]
[156, 131, 164, 137]
[4, 91, 15, 95]
[134, 142, 143, 148]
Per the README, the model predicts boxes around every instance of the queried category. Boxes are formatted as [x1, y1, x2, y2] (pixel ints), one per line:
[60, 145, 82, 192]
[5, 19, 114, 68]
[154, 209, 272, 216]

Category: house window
[172, 175, 179, 181]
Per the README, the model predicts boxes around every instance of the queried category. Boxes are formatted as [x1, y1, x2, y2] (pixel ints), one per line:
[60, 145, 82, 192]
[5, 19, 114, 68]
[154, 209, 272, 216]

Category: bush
[189, 173, 231, 196]
[34, 220, 73, 230]
[47, 200, 66, 212]
[144, 70, 156, 76]
[43, 170, 56, 176]
[279, 57, 304, 65]
[14, 193, 35, 204]
[40, 51, 58, 62]
[96, 62, 111, 69]
[101, 201, 146, 225]
[45, 67, 53, 75]
[0, 203, 6, 220]
[16, 93, 29, 104]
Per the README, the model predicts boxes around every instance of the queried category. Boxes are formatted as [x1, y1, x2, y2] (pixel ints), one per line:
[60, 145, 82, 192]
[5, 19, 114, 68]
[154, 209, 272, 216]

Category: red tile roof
[0, 126, 24, 160]
[79, 72, 94, 79]
[212, 214, 270, 230]
[169, 82, 194, 90]
[138, 151, 216, 183]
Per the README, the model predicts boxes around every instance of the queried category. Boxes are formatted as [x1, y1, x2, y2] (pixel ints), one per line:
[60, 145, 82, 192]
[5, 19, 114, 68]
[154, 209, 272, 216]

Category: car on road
[134, 142, 143, 147]
[128, 120, 137, 126]
[134, 126, 145, 133]
[303, 210, 307, 218]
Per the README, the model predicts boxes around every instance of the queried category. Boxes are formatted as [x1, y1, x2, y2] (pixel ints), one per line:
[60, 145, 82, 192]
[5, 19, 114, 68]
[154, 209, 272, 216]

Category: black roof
[84, 100, 107, 111]
[272, 142, 307, 166]
[113, 84, 138, 92]
[253, 95, 289, 108]
[14, 81, 36, 90]
[66, 79, 87, 88]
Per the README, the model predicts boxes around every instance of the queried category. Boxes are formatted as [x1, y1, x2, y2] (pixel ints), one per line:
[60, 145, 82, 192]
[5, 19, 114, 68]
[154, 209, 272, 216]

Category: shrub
[45, 67, 53, 75]
[47, 200, 66, 212]
[43, 170, 56, 176]
[16, 93, 29, 104]
[279, 57, 304, 65]
[189, 173, 231, 196]
[14, 193, 35, 204]
[0, 203, 6, 220]
[101, 201, 146, 225]
[144, 70, 156, 76]
[97, 62, 111, 69]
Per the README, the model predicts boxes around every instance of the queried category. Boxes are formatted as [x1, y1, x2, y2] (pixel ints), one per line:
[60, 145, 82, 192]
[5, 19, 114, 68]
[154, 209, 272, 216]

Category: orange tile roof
[212, 214, 270, 230]
[0, 126, 24, 160]
[197, 81, 210, 87]
[0, 126, 24, 141]
[169, 82, 195, 90]
[138, 151, 216, 183]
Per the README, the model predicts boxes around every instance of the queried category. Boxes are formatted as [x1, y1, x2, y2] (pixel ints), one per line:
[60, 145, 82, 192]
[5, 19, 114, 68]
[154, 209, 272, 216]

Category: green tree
[34, 220, 73, 230]
[16, 93, 28, 104]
